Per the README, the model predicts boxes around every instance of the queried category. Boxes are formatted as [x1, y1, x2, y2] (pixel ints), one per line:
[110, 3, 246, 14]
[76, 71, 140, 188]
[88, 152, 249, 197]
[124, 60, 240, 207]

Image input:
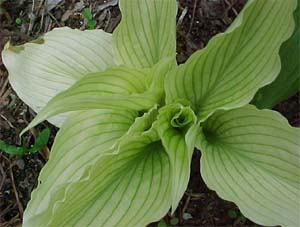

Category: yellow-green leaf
[197, 105, 300, 227]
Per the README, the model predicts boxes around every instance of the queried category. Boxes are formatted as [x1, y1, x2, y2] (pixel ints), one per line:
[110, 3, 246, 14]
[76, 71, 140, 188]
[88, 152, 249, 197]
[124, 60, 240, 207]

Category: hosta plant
[2, 0, 299, 226]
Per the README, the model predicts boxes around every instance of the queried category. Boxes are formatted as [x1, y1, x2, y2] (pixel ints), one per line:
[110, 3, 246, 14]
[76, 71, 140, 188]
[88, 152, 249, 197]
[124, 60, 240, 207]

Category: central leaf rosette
[19, 59, 200, 226]
[170, 106, 195, 128]
[2, 0, 299, 226]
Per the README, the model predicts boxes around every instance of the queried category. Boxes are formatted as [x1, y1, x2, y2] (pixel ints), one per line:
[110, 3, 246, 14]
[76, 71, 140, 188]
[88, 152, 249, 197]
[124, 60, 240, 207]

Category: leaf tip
[20, 127, 29, 138]
[3, 41, 24, 54]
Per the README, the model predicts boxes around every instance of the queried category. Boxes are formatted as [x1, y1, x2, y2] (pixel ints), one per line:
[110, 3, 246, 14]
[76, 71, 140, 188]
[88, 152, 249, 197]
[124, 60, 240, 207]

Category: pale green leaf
[24, 134, 172, 226]
[2, 27, 114, 126]
[148, 57, 177, 97]
[155, 104, 198, 212]
[113, 0, 177, 68]
[253, 7, 300, 108]
[197, 105, 300, 227]
[24, 108, 137, 219]
[21, 66, 160, 134]
[127, 105, 159, 136]
[24, 105, 163, 225]
[165, 0, 297, 121]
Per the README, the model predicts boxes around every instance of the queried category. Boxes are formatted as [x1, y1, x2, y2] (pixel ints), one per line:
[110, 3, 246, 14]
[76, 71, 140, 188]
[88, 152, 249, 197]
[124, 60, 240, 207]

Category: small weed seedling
[82, 8, 97, 30]
[0, 128, 50, 155]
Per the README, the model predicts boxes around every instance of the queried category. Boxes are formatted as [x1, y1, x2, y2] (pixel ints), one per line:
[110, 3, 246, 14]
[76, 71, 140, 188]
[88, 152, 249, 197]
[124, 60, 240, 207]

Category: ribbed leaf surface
[23, 109, 137, 221]
[113, 0, 177, 68]
[253, 7, 299, 108]
[2, 27, 114, 126]
[155, 104, 197, 212]
[24, 133, 172, 226]
[22, 66, 159, 134]
[165, 0, 297, 121]
[197, 105, 300, 227]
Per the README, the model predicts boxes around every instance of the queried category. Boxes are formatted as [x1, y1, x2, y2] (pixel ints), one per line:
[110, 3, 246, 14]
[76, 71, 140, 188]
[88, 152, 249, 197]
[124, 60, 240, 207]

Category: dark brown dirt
[0, 1, 299, 227]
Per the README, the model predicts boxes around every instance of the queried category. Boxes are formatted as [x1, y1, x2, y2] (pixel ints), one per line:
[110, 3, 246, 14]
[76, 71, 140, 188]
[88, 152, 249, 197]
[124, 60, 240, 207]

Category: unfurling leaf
[154, 104, 198, 212]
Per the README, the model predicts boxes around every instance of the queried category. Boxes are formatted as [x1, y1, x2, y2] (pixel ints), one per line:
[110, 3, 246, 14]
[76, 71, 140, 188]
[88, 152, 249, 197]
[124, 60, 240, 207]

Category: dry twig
[0, 114, 15, 129]
[188, 0, 198, 34]
[0, 159, 6, 190]
[9, 166, 23, 216]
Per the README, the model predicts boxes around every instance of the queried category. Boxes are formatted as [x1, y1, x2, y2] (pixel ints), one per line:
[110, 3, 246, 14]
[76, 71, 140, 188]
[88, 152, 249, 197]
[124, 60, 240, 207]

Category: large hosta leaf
[21, 66, 160, 134]
[197, 105, 300, 227]
[155, 104, 198, 212]
[24, 132, 172, 226]
[2, 27, 114, 126]
[165, 0, 297, 121]
[113, 0, 177, 68]
[252, 7, 300, 109]
[24, 108, 137, 220]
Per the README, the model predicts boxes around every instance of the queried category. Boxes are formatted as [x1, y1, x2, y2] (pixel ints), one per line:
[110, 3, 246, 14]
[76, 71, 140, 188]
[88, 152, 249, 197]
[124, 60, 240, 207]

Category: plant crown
[1, 0, 299, 226]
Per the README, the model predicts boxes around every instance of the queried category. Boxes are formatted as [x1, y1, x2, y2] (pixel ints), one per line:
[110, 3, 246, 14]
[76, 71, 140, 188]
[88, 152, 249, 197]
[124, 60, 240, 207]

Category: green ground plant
[1, 0, 299, 226]
[82, 8, 97, 30]
[0, 128, 50, 155]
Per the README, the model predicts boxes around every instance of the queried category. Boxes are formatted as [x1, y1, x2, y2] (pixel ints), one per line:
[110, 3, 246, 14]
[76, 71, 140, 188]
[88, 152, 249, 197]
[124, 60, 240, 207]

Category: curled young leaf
[155, 104, 198, 212]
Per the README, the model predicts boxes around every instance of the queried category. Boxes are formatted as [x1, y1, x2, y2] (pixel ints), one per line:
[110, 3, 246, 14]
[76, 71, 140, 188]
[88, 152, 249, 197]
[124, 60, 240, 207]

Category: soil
[0, 1, 299, 227]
